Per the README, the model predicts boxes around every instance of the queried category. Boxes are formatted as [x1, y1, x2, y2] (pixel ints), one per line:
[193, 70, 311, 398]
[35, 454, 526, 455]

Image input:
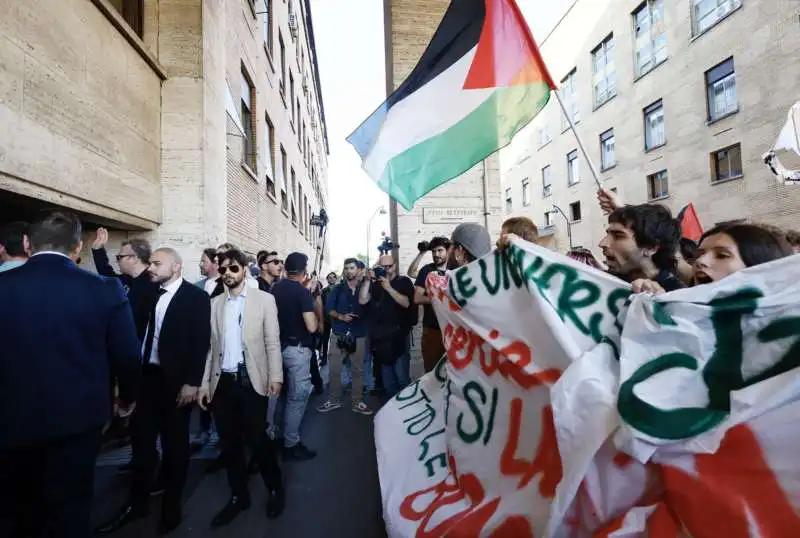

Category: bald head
[376, 254, 396, 280]
[148, 247, 183, 285]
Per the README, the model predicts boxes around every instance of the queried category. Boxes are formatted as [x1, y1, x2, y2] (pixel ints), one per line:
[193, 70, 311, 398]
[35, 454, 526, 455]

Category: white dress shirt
[143, 277, 183, 365]
[203, 277, 219, 296]
[221, 287, 247, 372]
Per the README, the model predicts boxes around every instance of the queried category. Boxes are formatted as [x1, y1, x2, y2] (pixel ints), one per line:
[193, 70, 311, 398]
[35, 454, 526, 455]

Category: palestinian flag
[677, 202, 703, 242]
[347, 0, 556, 210]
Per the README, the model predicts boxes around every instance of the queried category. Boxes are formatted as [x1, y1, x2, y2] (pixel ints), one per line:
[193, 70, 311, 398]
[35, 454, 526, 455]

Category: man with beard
[196, 248, 221, 295]
[446, 223, 492, 270]
[412, 237, 451, 373]
[96, 247, 211, 535]
[257, 251, 283, 293]
[599, 204, 684, 292]
[198, 249, 284, 527]
[319, 258, 372, 415]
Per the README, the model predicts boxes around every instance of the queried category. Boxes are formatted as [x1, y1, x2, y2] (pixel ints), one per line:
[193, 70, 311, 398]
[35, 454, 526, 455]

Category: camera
[417, 240, 430, 252]
[377, 236, 395, 255]
[373, 266, 386, 279]
[336, 330, 356, 353]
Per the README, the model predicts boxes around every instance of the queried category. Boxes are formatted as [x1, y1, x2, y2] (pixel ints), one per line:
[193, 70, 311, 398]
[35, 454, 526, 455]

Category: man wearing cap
[447, 223, 493, 270]
[268, 252, 318, 461]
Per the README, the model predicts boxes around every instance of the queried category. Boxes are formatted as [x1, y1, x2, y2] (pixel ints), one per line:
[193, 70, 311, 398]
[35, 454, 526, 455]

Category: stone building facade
[0, 0, 329, 280]
[502, 0, 800, 254]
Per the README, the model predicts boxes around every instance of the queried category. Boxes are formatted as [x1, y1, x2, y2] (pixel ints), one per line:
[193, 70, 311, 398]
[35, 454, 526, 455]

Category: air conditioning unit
[288, 14, 298, 39]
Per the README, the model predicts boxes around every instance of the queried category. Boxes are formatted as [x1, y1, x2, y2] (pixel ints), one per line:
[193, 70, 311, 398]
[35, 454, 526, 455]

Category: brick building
[501, 0, 800, 255]
[383, 0, 504, 271]
[0, 0, 329, 280]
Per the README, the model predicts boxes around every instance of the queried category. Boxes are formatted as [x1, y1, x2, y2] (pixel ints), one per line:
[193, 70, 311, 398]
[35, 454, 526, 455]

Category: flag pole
[553, 91, 603, 190]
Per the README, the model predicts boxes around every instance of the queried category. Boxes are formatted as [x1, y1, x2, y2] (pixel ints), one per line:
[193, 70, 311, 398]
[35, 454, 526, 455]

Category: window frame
[693, 0, 742, 36]
[711, 143, 744, 183]
[504, 187, 513, 215]
[567, 150, 580, 186]
[264, 113, 276, 199]
[632, 0, 667, 79]
[542, 165, 552, 198]
[559, 69, 580, 132]
[643, 99, 665, 151]
[592, 34, 617, 108]
[279, 32, 287, 102]
[705, 57, 738, 122]
[569, 201, 582, 223]
[600, 128, 616, 170]
[521, 178, 531, 206]
[647, 169, 669, 200]
[263, 0, 274, 61]
[240, 67, 257, 173]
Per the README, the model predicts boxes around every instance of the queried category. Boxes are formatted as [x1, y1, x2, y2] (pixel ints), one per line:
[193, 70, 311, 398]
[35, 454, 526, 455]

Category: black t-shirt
[271, 279, 315, 347]
[368, 276, 415, 332]
[414, 263, 444, 329]
[656, 270, 686, 292]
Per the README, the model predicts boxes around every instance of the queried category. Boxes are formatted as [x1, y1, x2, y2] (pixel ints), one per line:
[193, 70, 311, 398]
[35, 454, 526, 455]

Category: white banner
[375, 238, 800, 537]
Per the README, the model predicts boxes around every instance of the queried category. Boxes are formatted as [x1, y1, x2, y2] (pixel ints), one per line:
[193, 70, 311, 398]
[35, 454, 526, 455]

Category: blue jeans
[363, 338, 375, 391]
[381, 352, 410, 398]
[268, 345, 313, 448]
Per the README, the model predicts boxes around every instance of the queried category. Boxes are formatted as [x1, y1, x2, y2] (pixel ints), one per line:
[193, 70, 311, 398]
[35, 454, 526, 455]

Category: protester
[359, 254, 415, 399]
[447, 222, 493, 269]
[96, 247, 211, 535]
[320, 272, 338, 365]
[786, 229, 800, 254]
[499, 216, 538, 244]
[320, 258, 373, 415]
[0, 210, 140, 538]
[196, 247, 221, 296]
[675, 237, 699, 286]
[412, 237, 451, 373]
[599, 204, 684, 292]
[257, 250, 283, 293]
[269, 252, 319, 460]
[0, 221, 29, 272]
[198, 249, 285, 527]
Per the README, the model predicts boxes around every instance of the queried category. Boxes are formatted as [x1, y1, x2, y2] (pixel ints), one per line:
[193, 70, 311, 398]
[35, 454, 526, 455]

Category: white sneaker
[352, 401, 373, 416]
[317, 401, 343, 413]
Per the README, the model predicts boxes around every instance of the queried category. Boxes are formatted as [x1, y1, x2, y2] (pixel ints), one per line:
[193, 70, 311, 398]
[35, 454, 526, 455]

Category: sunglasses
[267, 259, 283, 266]
[218, 265, 242, 275]
[116, 254, 135, 262]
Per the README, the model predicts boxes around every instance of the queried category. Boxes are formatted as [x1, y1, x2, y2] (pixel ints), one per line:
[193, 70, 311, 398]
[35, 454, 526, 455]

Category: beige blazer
[202, 289, 283, 400]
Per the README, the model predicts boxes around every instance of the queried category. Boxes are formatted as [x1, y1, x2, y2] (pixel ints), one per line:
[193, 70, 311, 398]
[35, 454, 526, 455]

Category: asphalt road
[91, 390, 388, 538]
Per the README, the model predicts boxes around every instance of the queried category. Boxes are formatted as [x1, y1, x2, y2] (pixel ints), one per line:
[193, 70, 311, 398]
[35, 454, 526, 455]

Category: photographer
[358, 255, 415, 399]
[412, 236, 450, 373]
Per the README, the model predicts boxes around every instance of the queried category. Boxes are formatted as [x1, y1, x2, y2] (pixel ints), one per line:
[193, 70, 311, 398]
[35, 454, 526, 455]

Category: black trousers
[129, 365, 191, 512]
[321, 326, 331, 364]
[213, 374, 282, 497]
[0, 427, 102, 538]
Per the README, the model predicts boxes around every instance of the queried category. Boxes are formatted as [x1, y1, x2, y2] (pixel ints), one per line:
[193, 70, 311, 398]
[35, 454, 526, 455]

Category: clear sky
[310, 0, 568, 271]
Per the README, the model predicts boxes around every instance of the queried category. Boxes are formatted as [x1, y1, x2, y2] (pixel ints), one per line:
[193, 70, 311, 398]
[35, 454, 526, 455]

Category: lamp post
[366, 205, 387, 267]
[549, 204, 573, 250]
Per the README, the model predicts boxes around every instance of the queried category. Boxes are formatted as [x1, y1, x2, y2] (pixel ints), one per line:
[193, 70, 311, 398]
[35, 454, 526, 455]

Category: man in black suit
[0, 210, 141, 538]
[96, 247, 211, 535]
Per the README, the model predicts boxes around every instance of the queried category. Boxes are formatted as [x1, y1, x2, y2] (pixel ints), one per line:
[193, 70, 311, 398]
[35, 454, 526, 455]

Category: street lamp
[366, 205, 387, 267]
[548, 204, 573, 249]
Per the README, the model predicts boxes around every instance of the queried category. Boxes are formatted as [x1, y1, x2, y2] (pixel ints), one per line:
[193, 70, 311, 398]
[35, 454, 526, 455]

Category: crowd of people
[1, 187, 800, 538]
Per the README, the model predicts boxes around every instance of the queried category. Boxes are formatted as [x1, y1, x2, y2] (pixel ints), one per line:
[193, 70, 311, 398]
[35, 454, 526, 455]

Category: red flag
[677, 203, 703, 242]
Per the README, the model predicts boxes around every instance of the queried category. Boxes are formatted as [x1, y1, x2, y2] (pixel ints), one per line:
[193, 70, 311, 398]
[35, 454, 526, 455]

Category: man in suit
[96, 247, 211, 535]
[195, 247, 221, 295]
[198, 249, 285, 527]
[0, 210, 140, 538]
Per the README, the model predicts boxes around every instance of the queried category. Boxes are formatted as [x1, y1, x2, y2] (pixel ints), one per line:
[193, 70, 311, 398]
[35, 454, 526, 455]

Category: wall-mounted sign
[422, 207, 481, 224]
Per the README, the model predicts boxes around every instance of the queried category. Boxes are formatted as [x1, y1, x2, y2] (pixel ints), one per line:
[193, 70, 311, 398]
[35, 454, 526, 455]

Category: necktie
[142, 288, 167, 364]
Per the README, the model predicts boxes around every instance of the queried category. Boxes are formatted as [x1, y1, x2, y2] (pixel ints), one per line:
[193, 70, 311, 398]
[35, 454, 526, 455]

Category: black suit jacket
[153, 280, 211, 388]
[92, 247, 160, 342]
[0, 254, 141, 450]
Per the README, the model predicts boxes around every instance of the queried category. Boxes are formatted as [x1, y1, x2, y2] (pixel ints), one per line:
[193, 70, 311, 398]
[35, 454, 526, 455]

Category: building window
[567, 150, 579, 186]
[279, 146, 288, 213]
[296, 99, 301, 134]
[560, 69, 579, 131]
[569, 201, 582, 222]
[298, 185, 304, 233]
[108, 0, 144, 38]
[644, 99, 665, 151]
[693, 0, 741, 35]
[521, 178, 531, 206]
[647, 170, 669, 199]
[600, 128, 615, 170]
[544, 211, 553, 227]
[240, 68, 256, 171]
[279, 33, 286, 99]
[290, 168, 297, 224]
[705, 57, 737, 121]
[538, 124, 551, 147]
[592, 34, 616, 107]
[542, 165, 552, 198]
[712, 143, 743, 182]
[263, 0, 273, 56]
[633, 0, 666, 78]
[505, 188, 512, 214]
[265, 114, 276, 197]
[289, 73, 296, 127]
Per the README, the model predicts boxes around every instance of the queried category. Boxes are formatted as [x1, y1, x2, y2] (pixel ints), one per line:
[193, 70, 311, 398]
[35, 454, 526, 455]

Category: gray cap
[451, 222, 492, 259]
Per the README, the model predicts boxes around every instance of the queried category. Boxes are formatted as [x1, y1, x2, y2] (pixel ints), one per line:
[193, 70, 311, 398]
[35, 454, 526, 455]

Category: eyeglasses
[116, 254, 135, 262]
[267, 259, 284, 266]
[218, 265, 242, 275]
